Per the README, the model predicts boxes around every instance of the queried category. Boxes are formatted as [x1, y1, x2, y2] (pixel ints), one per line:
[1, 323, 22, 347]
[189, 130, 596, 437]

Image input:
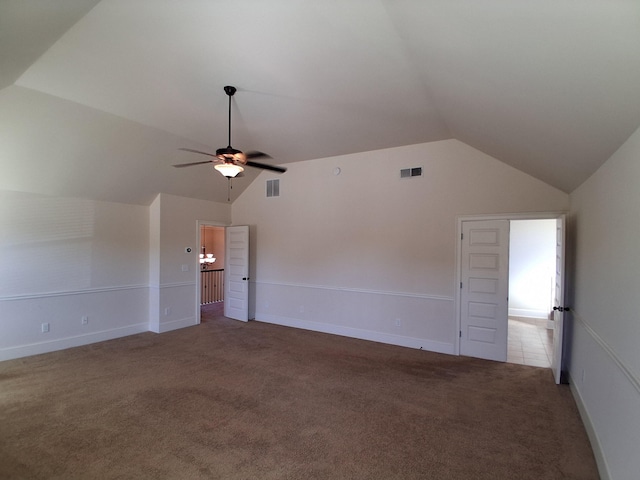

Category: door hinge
[459, 330, 462, 338]
[461, 233, 464, 240]
[460, 282, 463, 289]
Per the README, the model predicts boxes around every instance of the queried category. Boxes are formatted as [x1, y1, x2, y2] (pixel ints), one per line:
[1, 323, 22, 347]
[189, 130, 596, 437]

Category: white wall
[508, 219, 556, 318]
[568, 126, 640, 480]
[232, 139, 569, 353]
[148, 193, 230, 333]
[0, 190, 231, 360]
[0, 190, 150, 360]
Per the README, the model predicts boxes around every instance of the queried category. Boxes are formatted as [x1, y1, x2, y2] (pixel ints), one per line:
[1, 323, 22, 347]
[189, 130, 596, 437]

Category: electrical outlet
[81, 316, 89, 325]
[41, 323, 50, 333]
[395, 318, 401, 327]
[181, 264, 189, 272]
[581, 369, 586, 384]
[164, 307, 171, 316]
[299, 306, 305, 314]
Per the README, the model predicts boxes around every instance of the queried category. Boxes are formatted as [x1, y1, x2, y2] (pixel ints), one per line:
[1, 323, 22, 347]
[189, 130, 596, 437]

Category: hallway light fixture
[199, 253, 216, 264]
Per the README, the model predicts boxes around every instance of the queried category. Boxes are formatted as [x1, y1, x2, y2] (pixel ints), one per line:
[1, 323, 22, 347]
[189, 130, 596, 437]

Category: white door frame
[551, 216, 566, 384]
[195, 220, 228, 324]
[455, 212, 566, 356]
[224, 225, 250, 322]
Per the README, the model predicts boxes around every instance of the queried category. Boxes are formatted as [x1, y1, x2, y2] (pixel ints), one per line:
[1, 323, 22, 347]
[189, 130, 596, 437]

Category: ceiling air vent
[266, 179, 280, 197]
[400, 167, 422, 178]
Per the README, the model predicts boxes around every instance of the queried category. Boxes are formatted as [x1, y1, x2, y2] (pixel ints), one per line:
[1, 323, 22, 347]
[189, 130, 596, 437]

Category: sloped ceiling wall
[2, 1, 640, 205]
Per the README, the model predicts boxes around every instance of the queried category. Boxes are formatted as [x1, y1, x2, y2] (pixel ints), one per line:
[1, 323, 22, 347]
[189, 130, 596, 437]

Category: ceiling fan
[174, 85, 287, 177]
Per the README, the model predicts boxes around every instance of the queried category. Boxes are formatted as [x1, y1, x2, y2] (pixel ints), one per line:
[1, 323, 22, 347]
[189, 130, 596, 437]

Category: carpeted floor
[0, 309, 599, 479]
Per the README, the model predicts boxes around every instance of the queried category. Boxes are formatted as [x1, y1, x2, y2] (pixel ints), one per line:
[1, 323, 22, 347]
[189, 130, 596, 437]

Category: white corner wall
[0, 190, 231, 360]
[232, 139, 569, 353]
[568, 126, 640, 480]
[0, 190, 150, 360]
[148, 193, 230, 333]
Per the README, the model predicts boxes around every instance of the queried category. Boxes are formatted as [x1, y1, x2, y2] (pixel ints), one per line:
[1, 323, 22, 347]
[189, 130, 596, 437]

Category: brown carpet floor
[0, 308, 599, 479]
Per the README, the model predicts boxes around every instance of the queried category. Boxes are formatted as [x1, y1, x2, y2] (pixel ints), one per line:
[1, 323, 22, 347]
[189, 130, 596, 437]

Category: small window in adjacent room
[266, 179, 280, 197]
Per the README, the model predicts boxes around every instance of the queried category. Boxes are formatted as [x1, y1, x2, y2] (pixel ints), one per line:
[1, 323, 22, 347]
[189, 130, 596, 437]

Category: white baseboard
[569, 374, 610, 480]
[152, 316, 197, 334]
[508, 307, 549, 319]
[255, 313, 455, 355]
[0, 323, 148, 362]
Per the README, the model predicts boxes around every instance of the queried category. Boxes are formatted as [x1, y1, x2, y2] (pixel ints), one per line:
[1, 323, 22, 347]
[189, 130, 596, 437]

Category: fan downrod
[174, 84, 286, 175]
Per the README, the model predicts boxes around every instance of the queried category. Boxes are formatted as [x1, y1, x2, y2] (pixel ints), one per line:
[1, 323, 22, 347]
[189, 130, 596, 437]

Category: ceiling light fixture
[174, 86, 286, 181]
[214, 162, 244, 178]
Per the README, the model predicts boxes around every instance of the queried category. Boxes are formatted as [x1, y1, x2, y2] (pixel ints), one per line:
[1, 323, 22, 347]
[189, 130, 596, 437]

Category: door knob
[553, 306, 571, 312]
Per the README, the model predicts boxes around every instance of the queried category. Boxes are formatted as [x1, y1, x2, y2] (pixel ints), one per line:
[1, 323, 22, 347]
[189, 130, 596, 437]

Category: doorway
[198, 224, 225, 323]
[457, 213, 566, 380]
[507, 219, 556, 367]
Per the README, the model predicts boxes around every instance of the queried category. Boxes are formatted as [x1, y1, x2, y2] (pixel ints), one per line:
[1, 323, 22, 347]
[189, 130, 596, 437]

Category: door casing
[455, 213, 567, 364]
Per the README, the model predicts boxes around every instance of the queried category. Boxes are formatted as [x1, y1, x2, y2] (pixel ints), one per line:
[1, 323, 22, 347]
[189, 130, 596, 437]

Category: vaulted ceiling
[2, 0, 640, 205]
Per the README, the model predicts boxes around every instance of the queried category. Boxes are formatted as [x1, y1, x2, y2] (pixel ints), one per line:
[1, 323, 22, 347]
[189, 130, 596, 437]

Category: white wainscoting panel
[568, 313, 640, 480]
[253, 281, 455, 354]
[0, 285, 148, 361]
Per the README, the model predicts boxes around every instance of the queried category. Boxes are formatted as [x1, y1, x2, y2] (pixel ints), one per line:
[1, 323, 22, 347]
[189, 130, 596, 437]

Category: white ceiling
[2, 0, 640, 205]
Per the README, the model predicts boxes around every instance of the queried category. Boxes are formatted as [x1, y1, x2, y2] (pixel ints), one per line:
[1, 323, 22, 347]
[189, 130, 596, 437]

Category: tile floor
[507, 316, 554, 367]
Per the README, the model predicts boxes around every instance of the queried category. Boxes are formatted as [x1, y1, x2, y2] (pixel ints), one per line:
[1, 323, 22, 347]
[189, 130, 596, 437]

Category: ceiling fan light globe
[214, 163, 244, 178]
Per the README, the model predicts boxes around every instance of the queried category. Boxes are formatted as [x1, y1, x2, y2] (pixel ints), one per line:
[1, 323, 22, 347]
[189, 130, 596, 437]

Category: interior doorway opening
[457, 213, 566, 383]
[198, 225, 225, 323]
[507, 219, 556, 367]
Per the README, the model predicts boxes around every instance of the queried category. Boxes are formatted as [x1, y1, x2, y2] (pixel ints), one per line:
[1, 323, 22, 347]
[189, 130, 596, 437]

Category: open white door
[551, 215, 566, 384]
[460, 220, 510, 362]
[224, 225, 249, 322]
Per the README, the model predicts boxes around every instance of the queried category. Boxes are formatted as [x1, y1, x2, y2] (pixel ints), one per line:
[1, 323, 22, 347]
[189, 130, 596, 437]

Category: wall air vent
[400, 167, 423, 178]
[266, 179, 280, 197]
